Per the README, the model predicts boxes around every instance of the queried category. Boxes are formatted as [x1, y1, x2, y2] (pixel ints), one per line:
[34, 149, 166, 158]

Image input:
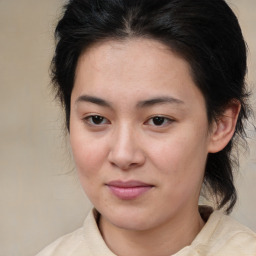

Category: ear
[208, 100, 241, 153]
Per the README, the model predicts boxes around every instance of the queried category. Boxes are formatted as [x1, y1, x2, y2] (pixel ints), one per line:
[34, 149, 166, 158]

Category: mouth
[106, 180, 154, 200]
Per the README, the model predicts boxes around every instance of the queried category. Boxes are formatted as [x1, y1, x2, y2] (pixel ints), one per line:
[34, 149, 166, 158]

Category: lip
[106, 180, 154, 200]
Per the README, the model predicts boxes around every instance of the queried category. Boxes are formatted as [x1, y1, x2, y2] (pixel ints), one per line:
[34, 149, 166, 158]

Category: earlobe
[208, 101, 241, 153]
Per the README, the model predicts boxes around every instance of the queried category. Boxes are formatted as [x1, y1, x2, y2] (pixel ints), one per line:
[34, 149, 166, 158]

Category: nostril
[108, 149, 145, 170]
[107, 130, 146, 170]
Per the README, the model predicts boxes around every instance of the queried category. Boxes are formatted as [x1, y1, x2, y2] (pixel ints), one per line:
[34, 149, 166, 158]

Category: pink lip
[106, 180, 153, 200]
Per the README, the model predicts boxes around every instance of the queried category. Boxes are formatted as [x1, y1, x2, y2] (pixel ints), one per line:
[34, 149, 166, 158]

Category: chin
[112, 217, 152, 231]
[102, 205, 159, 231]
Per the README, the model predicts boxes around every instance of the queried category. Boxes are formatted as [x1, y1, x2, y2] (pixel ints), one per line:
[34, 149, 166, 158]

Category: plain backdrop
[0, 1, 255, 255]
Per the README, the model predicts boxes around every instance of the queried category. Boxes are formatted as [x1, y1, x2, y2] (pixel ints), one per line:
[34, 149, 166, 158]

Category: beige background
[0, 1, 255, 256]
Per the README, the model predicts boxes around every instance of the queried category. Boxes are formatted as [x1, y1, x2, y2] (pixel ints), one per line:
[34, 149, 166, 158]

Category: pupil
[92, 116, 103, 124]
[153, 117, 164, 126]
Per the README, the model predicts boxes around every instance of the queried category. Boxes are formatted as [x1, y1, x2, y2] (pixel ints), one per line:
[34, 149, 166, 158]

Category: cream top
[36, 208, 256, 256]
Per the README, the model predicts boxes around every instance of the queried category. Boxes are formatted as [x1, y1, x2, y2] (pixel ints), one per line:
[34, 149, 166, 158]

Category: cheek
[147, 128, 208, 185]
[70, 133, 109, 202]
[149, 137, 205, 170]
[70, 131, 108, 179]
[149, 135, 207, 209]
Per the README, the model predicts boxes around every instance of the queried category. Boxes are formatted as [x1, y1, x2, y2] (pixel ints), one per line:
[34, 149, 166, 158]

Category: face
[70, 39, 213, 231]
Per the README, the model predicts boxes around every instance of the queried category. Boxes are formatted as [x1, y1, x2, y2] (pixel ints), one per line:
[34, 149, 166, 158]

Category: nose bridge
[112, 122, 137, 158]
[108, 121, 144, 169]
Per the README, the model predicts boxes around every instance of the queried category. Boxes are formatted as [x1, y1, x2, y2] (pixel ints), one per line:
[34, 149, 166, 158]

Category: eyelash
[145, 116, 174, 127]
[83, 115, 110, 126]
[83, 115, 174, 128]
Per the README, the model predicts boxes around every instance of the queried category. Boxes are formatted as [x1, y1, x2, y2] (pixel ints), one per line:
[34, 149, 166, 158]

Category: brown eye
[145, 116, 174, 127]
[85, 115, 109, 125]
[152, 116, 165, 126]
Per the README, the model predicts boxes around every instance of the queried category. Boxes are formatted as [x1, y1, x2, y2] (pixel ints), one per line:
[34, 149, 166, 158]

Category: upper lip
[107, 180, 153, 188]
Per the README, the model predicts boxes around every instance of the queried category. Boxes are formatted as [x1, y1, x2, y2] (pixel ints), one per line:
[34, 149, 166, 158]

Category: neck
[99, 207, 205, 256]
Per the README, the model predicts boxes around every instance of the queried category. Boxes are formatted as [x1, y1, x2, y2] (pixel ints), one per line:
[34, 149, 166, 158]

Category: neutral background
[0, 1, 255, 255]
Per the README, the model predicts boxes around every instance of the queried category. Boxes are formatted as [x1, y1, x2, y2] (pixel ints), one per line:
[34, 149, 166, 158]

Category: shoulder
[35, 227, 85, 256]
[192, 210, 256, 255]
[35, 209, 115, 256]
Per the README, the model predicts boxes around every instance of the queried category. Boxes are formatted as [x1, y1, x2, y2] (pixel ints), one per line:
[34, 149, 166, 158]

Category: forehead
[77, 38, 190, 73]
[76, 39, 191, 87]
[73, 38, 205, 110]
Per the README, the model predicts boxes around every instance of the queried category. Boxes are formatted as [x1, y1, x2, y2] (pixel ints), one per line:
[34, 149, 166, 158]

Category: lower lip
[107, 185, 152, 200]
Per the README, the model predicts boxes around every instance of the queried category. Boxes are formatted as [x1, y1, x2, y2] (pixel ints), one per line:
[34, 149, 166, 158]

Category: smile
[106, 180, 154, 200]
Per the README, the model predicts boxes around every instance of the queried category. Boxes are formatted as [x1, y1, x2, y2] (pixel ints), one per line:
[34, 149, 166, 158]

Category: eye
[146, 116, 174, 127]
[84, 115, 110, 126]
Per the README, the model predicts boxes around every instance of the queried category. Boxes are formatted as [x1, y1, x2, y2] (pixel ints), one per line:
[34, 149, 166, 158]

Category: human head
[51, 0, 249, 213]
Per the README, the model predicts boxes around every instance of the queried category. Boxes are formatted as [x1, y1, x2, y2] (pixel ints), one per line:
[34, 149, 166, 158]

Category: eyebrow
[136, 96, 184, 108]
[75, 95, 184, 108]
[75, 95, 112, 108]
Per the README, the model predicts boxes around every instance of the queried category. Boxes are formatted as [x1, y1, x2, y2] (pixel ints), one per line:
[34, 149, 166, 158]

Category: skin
[69, 39, 240, 256]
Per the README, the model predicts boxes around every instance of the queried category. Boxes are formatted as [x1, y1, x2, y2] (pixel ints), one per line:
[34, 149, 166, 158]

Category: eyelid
[144, 115, 175, 127]
[83, 114, 110, 126]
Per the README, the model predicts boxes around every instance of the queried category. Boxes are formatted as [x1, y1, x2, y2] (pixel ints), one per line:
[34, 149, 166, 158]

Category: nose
[108, 125, 146, 170]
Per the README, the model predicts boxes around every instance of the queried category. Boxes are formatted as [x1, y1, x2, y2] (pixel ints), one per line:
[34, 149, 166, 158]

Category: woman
[37, 0, 256, 255]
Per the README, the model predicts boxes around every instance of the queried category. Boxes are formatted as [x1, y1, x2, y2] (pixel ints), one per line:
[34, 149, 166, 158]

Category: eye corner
[144, 115, 175, 128]
[82, 114, 110, 127]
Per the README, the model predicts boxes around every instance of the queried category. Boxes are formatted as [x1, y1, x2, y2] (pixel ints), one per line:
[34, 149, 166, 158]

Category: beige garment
[36, 208, 256, 256]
